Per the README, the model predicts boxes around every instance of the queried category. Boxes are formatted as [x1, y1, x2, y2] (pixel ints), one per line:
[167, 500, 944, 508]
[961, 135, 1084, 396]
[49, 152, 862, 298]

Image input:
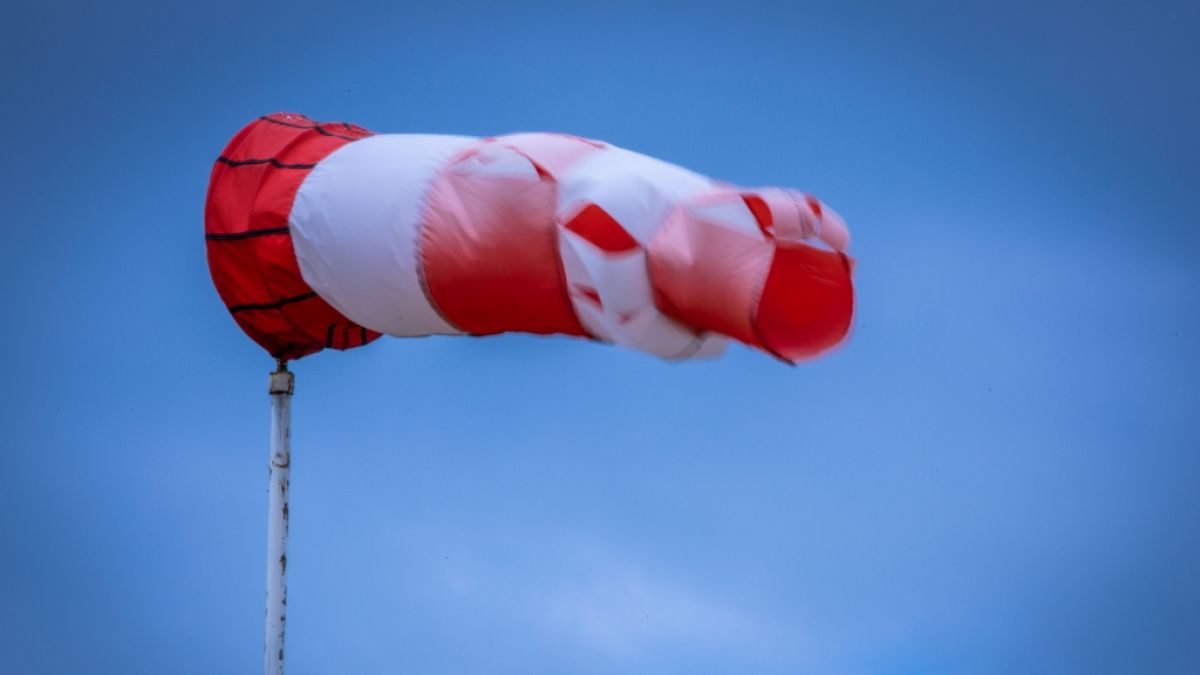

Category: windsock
[205, 113, 854, 363]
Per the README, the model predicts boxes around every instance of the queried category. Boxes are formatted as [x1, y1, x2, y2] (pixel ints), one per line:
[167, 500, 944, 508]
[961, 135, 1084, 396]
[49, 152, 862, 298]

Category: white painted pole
[266, 359, 294, 675]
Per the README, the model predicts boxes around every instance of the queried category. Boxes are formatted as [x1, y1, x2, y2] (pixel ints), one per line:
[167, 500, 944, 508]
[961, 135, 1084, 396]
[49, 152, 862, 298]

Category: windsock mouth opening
[753, 243, 855, 363]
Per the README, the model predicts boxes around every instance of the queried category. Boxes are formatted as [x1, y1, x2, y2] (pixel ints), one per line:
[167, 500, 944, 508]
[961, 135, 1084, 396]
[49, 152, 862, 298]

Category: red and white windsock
[205, 113, 854, 363]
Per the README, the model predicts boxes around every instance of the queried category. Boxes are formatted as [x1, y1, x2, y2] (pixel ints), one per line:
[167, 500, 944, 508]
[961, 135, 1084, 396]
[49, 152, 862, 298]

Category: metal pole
[266, 359, 293, 675]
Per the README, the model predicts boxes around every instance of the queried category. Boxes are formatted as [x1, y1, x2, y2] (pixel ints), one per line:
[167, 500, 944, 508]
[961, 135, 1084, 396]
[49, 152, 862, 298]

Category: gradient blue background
[1, 2, 1197, 673]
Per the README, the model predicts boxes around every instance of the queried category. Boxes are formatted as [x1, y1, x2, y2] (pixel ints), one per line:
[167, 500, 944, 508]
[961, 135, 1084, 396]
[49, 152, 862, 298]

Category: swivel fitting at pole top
[269, 363, 294, 396]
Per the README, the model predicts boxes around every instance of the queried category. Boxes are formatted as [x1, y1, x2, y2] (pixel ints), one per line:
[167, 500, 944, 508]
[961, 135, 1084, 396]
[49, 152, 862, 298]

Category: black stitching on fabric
[313, 125, 363, 141]
[257, 115, 365, 141]
[217, 156, 317, 169]
[229, 292, 318, 314]
[206, 227, 290, 241]
[259, 115, 316, 129]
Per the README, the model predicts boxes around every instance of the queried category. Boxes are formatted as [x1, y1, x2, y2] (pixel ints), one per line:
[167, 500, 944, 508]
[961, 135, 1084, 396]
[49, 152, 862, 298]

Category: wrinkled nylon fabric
[204, 113, 381, 359]
[290, 134, 474, 337]
[205, 114, 855, 363]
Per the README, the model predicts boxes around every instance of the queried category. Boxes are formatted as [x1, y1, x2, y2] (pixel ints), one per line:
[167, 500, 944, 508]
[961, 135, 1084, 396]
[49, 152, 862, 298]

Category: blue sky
[1, 1, 1197, 673]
